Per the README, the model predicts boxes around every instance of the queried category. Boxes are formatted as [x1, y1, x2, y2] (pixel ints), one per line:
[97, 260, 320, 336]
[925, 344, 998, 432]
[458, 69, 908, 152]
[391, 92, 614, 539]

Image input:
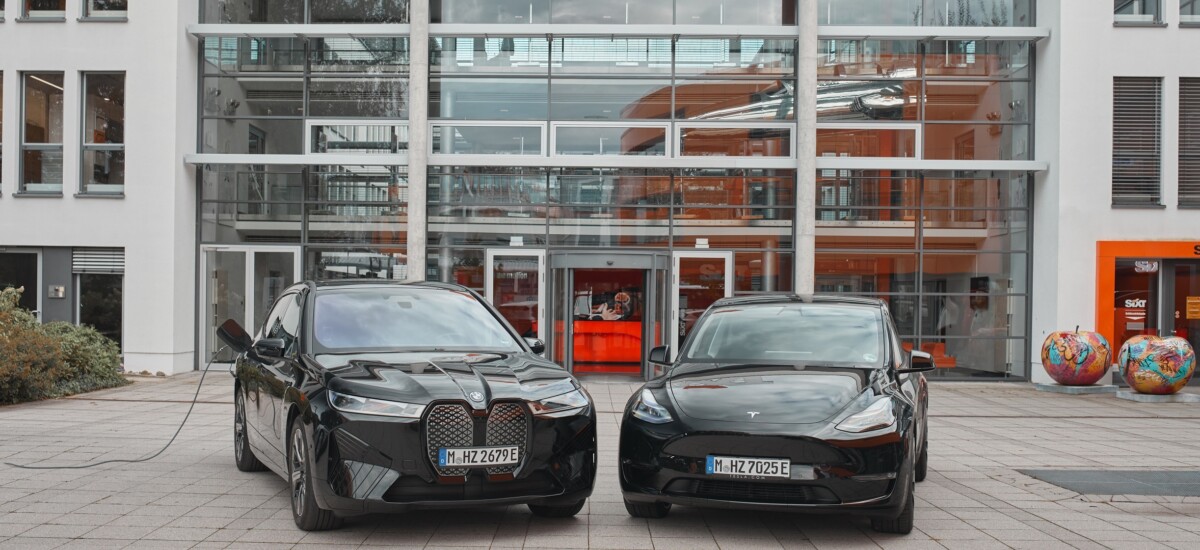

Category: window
[1181, 79, 1200, 207]
[1184, 0, 1200, 23]
[82, 73, 126, 194]
[85, 0, 127, 18]
[1112, 77, 1162, 206]
[1115, 0, 1161, 24]
[21, 72, 65, 194]
[0, 72, 4, 191]
[24, 0, 65, 18]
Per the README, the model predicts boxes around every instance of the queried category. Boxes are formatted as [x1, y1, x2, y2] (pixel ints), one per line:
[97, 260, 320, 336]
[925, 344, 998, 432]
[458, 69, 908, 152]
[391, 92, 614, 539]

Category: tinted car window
[313, 288, 520, 352]
[260, 293, 301, 356]
[683, 304, 884, 366]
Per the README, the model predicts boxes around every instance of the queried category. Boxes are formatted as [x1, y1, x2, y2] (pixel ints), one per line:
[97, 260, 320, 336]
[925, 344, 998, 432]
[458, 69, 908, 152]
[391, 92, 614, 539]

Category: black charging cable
[4, 347, 226, 470]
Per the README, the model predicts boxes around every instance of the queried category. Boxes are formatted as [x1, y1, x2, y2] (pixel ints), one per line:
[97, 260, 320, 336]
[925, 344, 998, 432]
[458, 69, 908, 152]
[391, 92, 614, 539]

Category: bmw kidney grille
[424, 401, 531, 478]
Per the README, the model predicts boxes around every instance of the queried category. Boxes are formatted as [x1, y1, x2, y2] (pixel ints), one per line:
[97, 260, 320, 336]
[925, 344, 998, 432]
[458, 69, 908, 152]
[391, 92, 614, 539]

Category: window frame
[1114, 0, 1165, 26]
[1111, 76, 1164, 207]
[20, 71, 66, 195]
[80, 71, 126, 196]
[81, 0, 128, 21]
[21, 0, 67, 20]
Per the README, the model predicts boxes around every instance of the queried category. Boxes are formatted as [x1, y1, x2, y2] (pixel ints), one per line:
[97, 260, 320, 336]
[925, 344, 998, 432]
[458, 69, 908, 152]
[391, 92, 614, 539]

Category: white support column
[796, 0, 818, 295]
[406, 0, 430, 281]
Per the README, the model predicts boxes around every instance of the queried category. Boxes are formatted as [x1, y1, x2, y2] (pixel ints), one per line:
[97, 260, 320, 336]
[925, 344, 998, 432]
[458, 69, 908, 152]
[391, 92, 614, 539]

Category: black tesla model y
[619, 296, 933, 534]
[216, 281, 596, 531]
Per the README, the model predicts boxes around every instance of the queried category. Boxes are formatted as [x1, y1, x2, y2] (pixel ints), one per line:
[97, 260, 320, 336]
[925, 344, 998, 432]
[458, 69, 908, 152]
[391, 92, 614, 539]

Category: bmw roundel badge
[469, 391, 484, 402]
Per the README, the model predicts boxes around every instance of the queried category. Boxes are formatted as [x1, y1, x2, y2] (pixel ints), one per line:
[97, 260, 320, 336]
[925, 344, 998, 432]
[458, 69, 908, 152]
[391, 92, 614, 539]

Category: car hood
[311, 352, 578, 409]
[666, 363, 881, 424]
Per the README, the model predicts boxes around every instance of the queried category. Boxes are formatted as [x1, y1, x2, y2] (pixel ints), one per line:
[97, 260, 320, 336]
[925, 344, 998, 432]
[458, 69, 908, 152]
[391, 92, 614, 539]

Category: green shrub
[0, 288, 62, 403]
[0, 287, 128, 404]
[41, 322, 129, 396]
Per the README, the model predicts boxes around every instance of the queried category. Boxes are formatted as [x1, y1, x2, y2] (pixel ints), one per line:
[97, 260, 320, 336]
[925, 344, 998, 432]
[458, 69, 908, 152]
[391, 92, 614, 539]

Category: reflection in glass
[491, 254, 542, 338]
[551, 0, 671, 24]
[312, 124, 408, 154]
[204, 38, 307, 74]
[207, 250, 247, 362]
[1184, 0, 1200, 22]
[21, 150, 63, 192]
[431, 0, 550, 23]
[23, 72, 63, 144]
[310, 37, 409, 72]
[924, 123, 1029, 160]
[25, 0, 65, 16]
[674, 80, 794, 121]
[307, 248, 409, 280]
[433, 37, 550, 74]
[816, 252, 919, 294]
[675, 39, 797, 76]
[549, 208, 670, 247]
[82, 150, 125, 193]
[253, 252, 297, 332]
[554, 126, 666, 156]
[675, 173, 795, 208]
[817, 128, 916, 158]
[310, 0, 409, 23]
[203, 77, 304, 117]
[816, 80, 919, 122]
[677, 257, 729, 344]
[550, 79, 671, 121]
[86, 0, 126, 16]
[679, 127, 791, 157]
[432, 125, 542, 155]
[1115, 0, 1160, 23]
[310, 165, 407, 204]
[308, 78, 407, 118]
[553, 38, 672, 75]
[202, 119, 305, 155]
[817, 0, 920, 25]
[202, 164, 305, 204]
[680, 0, 794, 24]
[306, 204, 408, 247]
[735, 251, 793, 293]
[552, 171, 670, 206]
[925, 81, 1029, 122]
[430, 77, 548, 119]
[78, 273, 123, 348]
[203, 0, 303, 23]
[925, 40, 1030, 78]
[819, 40, 921, 77]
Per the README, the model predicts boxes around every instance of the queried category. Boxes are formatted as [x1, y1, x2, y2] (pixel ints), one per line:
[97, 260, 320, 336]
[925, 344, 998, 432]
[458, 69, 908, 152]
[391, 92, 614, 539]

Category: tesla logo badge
[469, 392, 484, 402]
[747, 411, 760, 418]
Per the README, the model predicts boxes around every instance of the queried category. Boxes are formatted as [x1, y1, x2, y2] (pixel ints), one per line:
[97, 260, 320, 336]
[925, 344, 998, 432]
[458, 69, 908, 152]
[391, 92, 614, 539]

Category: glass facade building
[193, 0, 1041, 378]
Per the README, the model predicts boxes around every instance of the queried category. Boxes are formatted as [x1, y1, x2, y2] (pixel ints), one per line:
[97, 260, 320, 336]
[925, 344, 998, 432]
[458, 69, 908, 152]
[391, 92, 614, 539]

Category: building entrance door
[672, 251, 734, 359]
[1165, 261, 1200, 353]
[546, 253, 669, 377]
[200, 245, 301, 365]
[485, 249, 546, 342]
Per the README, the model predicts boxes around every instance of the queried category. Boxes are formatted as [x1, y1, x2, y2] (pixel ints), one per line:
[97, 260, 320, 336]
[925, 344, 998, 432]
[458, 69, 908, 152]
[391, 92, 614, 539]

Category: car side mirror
[525, 338, 546, 355]
[648, 346, 671, 365]
[253, 338, 286, 358]
[216, 319, 252, 354]
[898, 350, 936, 374]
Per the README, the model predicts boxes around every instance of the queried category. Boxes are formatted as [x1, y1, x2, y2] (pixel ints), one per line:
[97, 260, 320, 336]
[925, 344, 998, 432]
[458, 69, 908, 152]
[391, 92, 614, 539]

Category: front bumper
[305, 399, 597, 515]
[619, 418, 914, 518]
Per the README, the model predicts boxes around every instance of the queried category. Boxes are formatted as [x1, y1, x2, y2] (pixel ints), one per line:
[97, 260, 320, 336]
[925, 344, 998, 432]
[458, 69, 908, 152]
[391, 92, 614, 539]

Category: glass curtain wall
[428, 167, 795, 295]
[200, 35, 411, 279]
[431, 1, 796, 24]
[816, 170, 1030, 378]
[818, 39, 1032, 161]
[201, 0, 410, 23]
[817, 0, 1034, 26]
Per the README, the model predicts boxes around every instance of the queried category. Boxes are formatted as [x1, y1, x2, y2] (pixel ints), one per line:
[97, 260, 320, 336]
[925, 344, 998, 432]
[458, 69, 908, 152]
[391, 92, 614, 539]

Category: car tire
[624, 499, 671, 519]
[288, 421, 342, 531]
[528, 499, 586, 518]
[234, 390, 266, 472]
[871, 480, 914, 535]
[915, 439, 928, 482]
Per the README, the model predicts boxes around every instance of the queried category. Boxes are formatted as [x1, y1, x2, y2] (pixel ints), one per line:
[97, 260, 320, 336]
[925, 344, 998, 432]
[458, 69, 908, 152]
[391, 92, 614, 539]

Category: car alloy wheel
[287, 422, 342, 531]
[233, 390, 265, 472]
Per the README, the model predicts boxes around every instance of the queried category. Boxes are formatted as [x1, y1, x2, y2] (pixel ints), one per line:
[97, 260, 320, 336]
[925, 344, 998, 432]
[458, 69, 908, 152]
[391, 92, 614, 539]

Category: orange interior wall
[1096, 241, 1200, 349]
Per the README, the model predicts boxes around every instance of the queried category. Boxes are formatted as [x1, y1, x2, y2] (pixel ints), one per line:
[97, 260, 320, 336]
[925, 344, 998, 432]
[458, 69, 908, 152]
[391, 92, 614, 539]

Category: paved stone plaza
[2, 373, 1200, 549]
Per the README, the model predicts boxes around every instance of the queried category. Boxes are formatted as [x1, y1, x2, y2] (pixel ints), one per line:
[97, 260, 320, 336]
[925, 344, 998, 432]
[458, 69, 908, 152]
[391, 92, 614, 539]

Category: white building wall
[0, 0, 199, 375]
[1032, 0, 1200, 383]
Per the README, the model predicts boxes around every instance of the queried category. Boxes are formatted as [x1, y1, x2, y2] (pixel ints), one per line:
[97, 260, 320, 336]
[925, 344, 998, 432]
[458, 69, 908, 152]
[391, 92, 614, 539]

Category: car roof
[709, 294, 886, 310]
[290, 280, 474, 294]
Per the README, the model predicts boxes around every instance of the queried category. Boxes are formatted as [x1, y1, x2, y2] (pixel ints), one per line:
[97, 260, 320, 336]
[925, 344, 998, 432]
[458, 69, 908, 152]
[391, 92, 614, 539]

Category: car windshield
[681, 303, 885, 366]
[313, 287, 521, 353]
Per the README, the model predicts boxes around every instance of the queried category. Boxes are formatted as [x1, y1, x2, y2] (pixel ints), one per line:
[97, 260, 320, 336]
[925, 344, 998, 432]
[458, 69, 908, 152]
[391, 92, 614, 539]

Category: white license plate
[438, 446, 520, 468]
[706, 455, 791, 479]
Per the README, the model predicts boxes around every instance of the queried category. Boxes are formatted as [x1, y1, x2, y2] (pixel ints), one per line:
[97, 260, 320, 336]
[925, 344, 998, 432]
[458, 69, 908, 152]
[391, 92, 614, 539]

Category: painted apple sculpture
[1118, 335, 1196, 395]
[1040, 331, 1112, 386]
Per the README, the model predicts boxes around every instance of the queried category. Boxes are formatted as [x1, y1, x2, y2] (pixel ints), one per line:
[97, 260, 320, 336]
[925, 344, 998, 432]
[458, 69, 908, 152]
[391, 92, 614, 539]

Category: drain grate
[1020, 470, 1200, 496]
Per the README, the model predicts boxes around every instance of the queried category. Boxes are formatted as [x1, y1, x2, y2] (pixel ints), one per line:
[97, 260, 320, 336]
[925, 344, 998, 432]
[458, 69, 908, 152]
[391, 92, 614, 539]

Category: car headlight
[528, 388, 590, 418]
[631, 389, 673, 424]
[836, 397, 896, 433]
[328, 390, 426, 419]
